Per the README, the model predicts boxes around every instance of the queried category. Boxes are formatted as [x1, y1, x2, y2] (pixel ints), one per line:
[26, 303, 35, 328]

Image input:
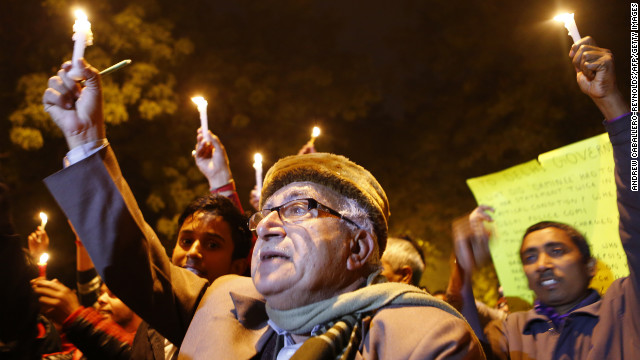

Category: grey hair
[381, 237, 425, 286]
[339, 197, 381, 272]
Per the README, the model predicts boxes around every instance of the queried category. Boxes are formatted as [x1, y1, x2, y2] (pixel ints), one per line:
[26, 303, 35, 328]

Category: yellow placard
[467, 133, 628, 305]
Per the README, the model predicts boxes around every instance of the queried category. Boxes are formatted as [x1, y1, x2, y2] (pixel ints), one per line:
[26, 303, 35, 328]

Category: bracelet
[211, 179, 236, 193]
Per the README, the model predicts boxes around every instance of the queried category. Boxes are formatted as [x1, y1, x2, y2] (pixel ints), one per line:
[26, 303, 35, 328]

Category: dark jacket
[484, 115, 640, 359]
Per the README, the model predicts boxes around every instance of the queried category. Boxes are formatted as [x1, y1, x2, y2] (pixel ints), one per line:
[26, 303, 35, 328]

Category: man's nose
[97, 291, 109, 305]
[256, 210, 286, 240]
[186, 240, 203, 258]
[536, 253, 552, 271]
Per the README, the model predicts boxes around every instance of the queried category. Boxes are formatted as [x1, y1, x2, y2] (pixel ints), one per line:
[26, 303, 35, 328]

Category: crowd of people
[1, 35, 637, 360]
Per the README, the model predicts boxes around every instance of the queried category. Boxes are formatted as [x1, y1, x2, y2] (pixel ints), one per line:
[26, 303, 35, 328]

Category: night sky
[0, 0, 633, 292]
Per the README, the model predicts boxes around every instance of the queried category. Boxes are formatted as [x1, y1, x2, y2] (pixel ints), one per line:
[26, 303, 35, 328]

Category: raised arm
[447, 205, 495, 343]
[42, 59, 207, 345]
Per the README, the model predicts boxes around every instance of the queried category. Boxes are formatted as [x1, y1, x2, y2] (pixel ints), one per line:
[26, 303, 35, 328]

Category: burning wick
[191, 97, 211, 143]
[38, 253, 49, 278]
[67, 9, 93, 81]
[309, 126, 321, 145]
[553, 13, 581, 44]
[253, 153, 263, 194]
[39, 212, 48, 230]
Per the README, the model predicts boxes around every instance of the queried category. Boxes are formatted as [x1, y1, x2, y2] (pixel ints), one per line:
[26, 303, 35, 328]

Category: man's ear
[230, 258, 249, 276]
[586, 258, 597, 277]
[397, 265, 413, 285]
[346, 229, 375, 271]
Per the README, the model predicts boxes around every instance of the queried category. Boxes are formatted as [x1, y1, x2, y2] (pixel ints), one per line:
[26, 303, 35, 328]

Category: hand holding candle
[191, 97, 211, 144]
[38, 253, 49, 278]
[554, 13, 581, 44]
[67, 9, 93, 81]
[253, 153, 263, 194]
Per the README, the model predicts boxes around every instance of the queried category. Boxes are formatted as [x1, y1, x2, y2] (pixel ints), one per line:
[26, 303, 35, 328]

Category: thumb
[79, 59, 101, 90]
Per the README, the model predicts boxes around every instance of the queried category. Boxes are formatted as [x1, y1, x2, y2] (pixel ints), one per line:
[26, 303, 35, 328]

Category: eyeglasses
[248, 198, 361, 231]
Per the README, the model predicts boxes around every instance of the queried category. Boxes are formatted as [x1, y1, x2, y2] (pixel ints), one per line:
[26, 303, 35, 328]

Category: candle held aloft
[38, 253, 49, 278]
[554, 13, 581, 44]
[253, 153, 263, 194]
[67, 9, 93, 81]
[309, 126, 321, 145]
[39, 212, 48, 229]
[191, 96, 211, 143]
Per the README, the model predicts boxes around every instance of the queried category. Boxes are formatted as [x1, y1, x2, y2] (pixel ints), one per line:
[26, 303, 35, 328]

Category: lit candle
[67, 9, 93, 81]
[191, 96, 211, 143]
[38, 253, 49, 278]
[39, 212, 48, 230]
[253, 153, 263, 194]
[309, 126, 321, 145]
[554, 13, 581, 44]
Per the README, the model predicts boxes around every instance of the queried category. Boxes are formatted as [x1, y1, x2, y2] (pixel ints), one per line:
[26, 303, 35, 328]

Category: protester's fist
[193, 129, 233, 190]
[42, 58, 104, 149]
[570, 37, 617, 101]
[27, 226, 49, 260]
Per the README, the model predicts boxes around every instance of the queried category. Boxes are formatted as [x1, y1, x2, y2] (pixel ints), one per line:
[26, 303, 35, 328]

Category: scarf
[533, 289, 600, 329]
[266, 272, 463, 335]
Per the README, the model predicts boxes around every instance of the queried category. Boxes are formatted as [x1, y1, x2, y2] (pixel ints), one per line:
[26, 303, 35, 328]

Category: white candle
[39, 212, 48, 229]
[191, 96, 211, 143]
[253, 153, 263, 194]
[67, 9, 93, 81]
[554, 13, 581, 44]
[310, 126, 321, 145]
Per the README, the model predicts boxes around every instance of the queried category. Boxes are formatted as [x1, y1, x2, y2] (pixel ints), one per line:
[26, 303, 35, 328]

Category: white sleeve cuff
[63, 139, 109, 168]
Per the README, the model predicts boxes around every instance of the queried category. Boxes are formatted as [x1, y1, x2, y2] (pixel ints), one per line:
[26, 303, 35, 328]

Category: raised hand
[570, 37, 627, 120]
[27, 226, 49, 260]
[42, 59, 104, 150]
[193, 129, 233, 190]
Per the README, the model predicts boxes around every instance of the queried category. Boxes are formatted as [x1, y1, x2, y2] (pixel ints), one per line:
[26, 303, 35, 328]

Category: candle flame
[39, 253, 49, 265]
[74, 9, 88, 21]
[254, 153, 263, 165]
[191, 96, 208, 109]
[72, 8, 93, 44]
[553, 13, 574, 24]
[39, 212, 48, 226]
[312, 126, 321, 138]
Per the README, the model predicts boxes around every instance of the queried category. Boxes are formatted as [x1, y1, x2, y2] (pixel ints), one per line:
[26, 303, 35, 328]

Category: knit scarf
[266, 272, 463, 335]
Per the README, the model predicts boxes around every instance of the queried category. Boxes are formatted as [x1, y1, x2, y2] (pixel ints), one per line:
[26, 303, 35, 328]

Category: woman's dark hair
[177, 194, 252, 260]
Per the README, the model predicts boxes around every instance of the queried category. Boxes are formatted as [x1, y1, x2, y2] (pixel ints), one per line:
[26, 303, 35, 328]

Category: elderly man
[380, 237, 425, 287]
[449, 38, 638, 360]
[42, 60, 483, 359]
